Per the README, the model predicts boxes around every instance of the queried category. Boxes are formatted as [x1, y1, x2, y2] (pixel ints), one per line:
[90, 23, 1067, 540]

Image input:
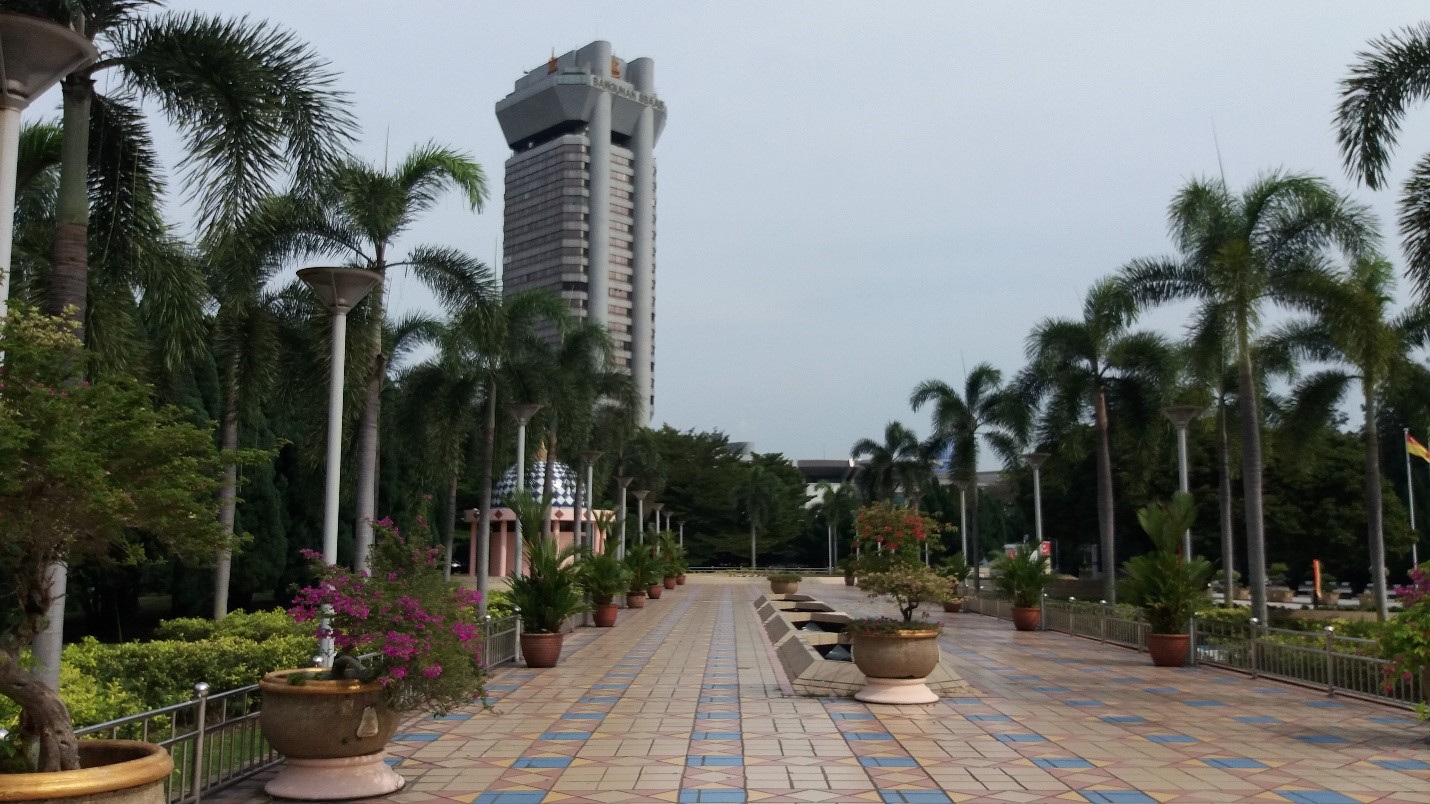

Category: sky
[75, 2, 1430, 463]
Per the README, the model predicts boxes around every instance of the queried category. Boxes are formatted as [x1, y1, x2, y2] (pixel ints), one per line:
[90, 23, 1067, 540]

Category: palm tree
[739, 463, 779, 568]
[850, 421, 921, 501]
[815, 481, 861, 569]
[910, 363, 1027, 591]
[292, 144, 495, 569]
[1336, 21, 1430, 296]
[1021, 279, 1175, 602]
[1262, 256, 1430, 619]
[1120, 172, 1377, 621]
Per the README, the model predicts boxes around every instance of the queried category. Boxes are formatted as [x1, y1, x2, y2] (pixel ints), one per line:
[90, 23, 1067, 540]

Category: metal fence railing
[963, 594, 1424, 710]
[74, 614, 521, 804]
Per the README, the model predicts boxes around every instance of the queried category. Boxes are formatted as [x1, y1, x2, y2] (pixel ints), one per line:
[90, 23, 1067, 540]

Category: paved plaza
[217, 577, 1430, 803]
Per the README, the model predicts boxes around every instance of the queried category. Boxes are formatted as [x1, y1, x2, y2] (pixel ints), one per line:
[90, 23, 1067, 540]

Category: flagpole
[1408, 428, 1420, 567]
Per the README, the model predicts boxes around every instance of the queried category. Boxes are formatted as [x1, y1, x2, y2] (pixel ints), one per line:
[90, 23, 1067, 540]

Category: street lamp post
[299, 267, 380, 665]
[1161, 405, 1202, 560]
[651, 502, 665, 541]
[1023, 452, 1051, 550]
[616, 475, 634, 559]
[678, 520, 684, 550]
[509, 403, 542, 578]
[632, 490, 650, 547]
[581, 450, 603, 550]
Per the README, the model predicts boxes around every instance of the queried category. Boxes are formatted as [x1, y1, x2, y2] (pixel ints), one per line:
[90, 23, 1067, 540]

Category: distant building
[495, 41, 667, 422]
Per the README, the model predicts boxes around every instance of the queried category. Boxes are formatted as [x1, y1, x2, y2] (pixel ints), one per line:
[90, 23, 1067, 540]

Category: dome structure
[492, 460, 579, 507]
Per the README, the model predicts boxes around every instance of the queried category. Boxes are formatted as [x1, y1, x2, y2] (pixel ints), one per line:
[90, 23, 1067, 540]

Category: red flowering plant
[853, 501, 944, 574]
[1380, 563, 1430, 720]
[290, 516, 487, 715]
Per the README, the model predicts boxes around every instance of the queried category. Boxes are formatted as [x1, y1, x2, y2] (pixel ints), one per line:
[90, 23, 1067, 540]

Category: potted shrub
[938, 553, 970, 612]
[274, 514, 489, 799]
[505, 490, 587, 666]
[579, 540, 630, 628]
[847, 564, 954, 704]
[992, 545, 1051, 631]
[1119, 492, 1213, 667]
[839, 556, 857, 586]
[1382, 564, 1430, 714]
[624, 546, 656, 607]
[658, 532, 681, 589]
[0, 310, 226, 795]
[767, 572, 802, 594]
[1267, 562, 1295, 603]
[1318, 572, 1340, 607]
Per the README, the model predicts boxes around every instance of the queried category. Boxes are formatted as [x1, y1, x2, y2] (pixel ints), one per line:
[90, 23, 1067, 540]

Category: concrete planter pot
[1011, 606, 1041, 632]
[521, 632, 565, 668]
[593, 602, 619, 627]
[0, 740, 172, 804]
[258, 669, 403, 800]
[625, 591, 648, 608]
[1267, 586, 1295, 604]
[850, 629, 942, 704]
[769, 579, 799, 595]
[1146, 633, 1190, 667]
[941, 600, 963, 613]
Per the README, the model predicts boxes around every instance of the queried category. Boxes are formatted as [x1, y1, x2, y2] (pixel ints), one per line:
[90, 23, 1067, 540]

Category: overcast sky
[99, 2, 1430, 463]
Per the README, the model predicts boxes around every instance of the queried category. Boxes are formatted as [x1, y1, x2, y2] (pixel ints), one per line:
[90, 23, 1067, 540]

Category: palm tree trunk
[541, 418, 558, 540]
[1093, 383, 1117, 604]
[750, 521, 757, 568]
[1217, 399, 1237, 607]
[970, 480, 982, 592]
[353, 283, 385, 570]
[442, 472, 459, 582]
[214, 358, 240, 619]
[1363, 384, 1389, 620]
[1237, 341, 1269, 623]
[47, 76, 92, 328]
[476, 379, 497, 614]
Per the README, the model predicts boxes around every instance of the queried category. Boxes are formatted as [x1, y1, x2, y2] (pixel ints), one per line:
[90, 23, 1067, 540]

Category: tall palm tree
[739, 463, 779, 568]
[1336, 21, 1430, 297]
[850, 421, 921, 501]
[815, 480, 861, 568]
[292, 144, 495, 569]
[1120, 172, 1377, 621]
[1021, 279, 1174, 602]
[1262, 256, 1430, 619]
[910, 363, 1028, 590]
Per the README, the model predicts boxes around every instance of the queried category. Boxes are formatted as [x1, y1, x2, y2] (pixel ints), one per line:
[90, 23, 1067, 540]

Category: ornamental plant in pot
[938, 553, 970, 612]
[839, 556, 857, 586]
[767, 572, 801, 595]
[0, 310, 229, 798]
[847, 563, 954, 704]
[1119, 492, 1213, 667]
[991, 544, 1051, 631]
[578, 539, 630, 628]
[1381, 564, 1430, 719]
[275, 514, 488, 799]
[623, 547, 656, 608]
[505, 490, 587, 667]
[657, 532, 682, 588]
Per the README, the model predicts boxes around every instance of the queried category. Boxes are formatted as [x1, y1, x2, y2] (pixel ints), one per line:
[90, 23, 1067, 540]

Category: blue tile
[562, 713, 604, 720]
[1305, 701, 1344, 709]
[858, 756, 917, 767]
[513, 757, 573, 769]
[1183, 700, 1225, 707]
[1235, 716, 1282, 724]
[606, 673, 638, 677]
[1254, 687, 1290, 694]
[700, 696, 738, 703]
[1276, 793, 1358, 804]
[994, 734, 1047, 743]
[1081, 793, 1154, 804]
[1369, 716, 1416, 725]
[1143, 687, 1178, 693]
[509, 673, 537, 679]
[383, 757, 402, 767]
[1294, 735, 1348, 745]
[690, 731, 742, 740]
[1033, 686, 1071, 693]
[696, 712, 739, 719]
[1033, 758, 1094, 769]
[1065, 699, 1104, 707]
[1008, 675, 1040, 681]
[946, 697, 983, 705]
[678, 789, 746, 803]
[966, 714, 1011, 722]
[1109, 677, 1141, 683]
[703, 684, 739, 689]
[580, 696, 619, 704]
[879, 792, 951, 804]
[845, 732, 895, 741]
[1372, 759, 1430, 770]
[474, 793, 547, 804]
[1145, 734, 1197, 744]
[1101, 715, 1147, 724]
[686, 755, 743, 766]
[591, 683, 628, 689]
[1202, 758, 1267, 769]
[430, 713, 473, 721]
[830, 712, 875, 720]
[391, 732, 441, 742]
[486, 684, 519, 690]
[537, 732, 589, 741]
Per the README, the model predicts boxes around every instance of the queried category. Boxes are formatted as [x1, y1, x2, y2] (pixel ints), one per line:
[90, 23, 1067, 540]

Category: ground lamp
[509, 403, 542, 577]
[1023, 452, 1051, 547]
[616, 475, 634, 558]
[1161, 405, 1202, 560]
[632, 489, 650, 546]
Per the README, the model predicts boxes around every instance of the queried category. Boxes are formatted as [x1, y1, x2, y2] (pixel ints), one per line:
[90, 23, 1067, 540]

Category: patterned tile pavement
[210, 578, 1428, 803]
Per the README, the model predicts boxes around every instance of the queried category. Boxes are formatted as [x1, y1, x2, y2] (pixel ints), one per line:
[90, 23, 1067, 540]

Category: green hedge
[152, 608, 311, 641]
[65, 634, 315, 708]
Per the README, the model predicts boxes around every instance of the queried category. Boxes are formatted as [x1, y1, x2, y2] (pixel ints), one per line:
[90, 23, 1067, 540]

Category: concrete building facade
[495, 41, 666, 421]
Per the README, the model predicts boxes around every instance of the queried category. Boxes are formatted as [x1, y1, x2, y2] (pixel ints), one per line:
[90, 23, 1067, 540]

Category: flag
[1409, 433, 1430, 463]
[1312, 559, 1323, 604]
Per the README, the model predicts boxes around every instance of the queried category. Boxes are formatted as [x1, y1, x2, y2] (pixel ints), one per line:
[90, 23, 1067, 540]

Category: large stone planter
[1267, 586, 1295, 604]
[259, 669, 403, 800]
[769, 579, 799, 595]
[0, 740, 172, 803]
[1012, 606, 1041, 632]
[942, 600, 963, 613]
[1146, 633, 1190, 667]
[850, 629, 942, 704]
[521, 632, 565, 668]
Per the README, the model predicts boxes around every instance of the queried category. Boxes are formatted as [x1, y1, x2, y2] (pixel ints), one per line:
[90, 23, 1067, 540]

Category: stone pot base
[265, 752, 404, 800]
[854, 676, 939, 705]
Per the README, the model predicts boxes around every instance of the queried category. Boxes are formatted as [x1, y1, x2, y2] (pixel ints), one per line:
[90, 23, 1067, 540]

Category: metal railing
[74, 614, 522, 803]
[963, 594, 1423, 710]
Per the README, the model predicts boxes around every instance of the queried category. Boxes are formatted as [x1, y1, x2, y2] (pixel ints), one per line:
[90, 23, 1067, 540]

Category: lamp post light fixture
[651, 502, 665, 539]
[298, 267, 381, 666]
[509, 403, 542, 578]
[1161, 405, 1202, 560]
[1023, 452, 1051, 547]
[632, 489, 649, 547]
[616, 475, 634, 559]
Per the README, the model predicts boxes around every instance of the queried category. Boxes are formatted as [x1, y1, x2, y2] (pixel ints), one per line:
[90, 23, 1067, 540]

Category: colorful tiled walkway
[213, 577, 1429, 803]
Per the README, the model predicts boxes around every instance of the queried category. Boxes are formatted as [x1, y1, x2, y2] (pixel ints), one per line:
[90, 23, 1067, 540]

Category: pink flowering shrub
[1381, 563, 1430, 719]
[290, 518, 487, 715]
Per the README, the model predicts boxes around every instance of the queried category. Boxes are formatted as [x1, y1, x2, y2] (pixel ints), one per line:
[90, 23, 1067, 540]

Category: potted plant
[579, 540, 630, 628]
[767, 572, 802, 594]
[1120, 492, 1213, 667]
[657, 532, 681, 589]
[505, 491, 587, 666]
[937, 553, 970, 612]
[847, 564, 955, 704]
[0, 310, 226, 795]
[1382, 563, 1430, 714]
[991, 544, 1051, 631]
[839, 556, 857, 586]
[1267, 562, 1295, 603]
[624, 546, 657, 606]
[274, 514, 488, 799]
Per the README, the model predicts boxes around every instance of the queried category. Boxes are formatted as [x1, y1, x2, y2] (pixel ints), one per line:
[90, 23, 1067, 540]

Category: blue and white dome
[493, 460, 578, 507]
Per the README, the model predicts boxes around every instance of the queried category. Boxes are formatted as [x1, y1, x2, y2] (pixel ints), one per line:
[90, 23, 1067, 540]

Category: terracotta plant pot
[593, 602, 619, 627]
[647, 583, 664, 599]
[850, 629, 942, 704]
[258, 669, 404, 800]
[0, 740, 172, 804]
[626, 591, 647, 609]
[1011, 606, 1041, 632]
[521, 632, 565, 668]
[844, 575, 856, 586]
[942, 600, 963, 613]
[769, 579, 799, 595]
[1146, 633, 1190, 667]
[676, 573, 687, 585]
[663, 576, 677, 589]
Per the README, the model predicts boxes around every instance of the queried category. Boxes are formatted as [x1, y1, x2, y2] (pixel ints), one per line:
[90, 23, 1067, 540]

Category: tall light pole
[299, 267, 380, 665]
[951, 478, 970, 561]
[1023, 452, 1051, 549]
[509, 403, 542, 577]
[1162, 405, 1202, 560]
[581, 450, 603, 550]
[616, 475, 634, 559]
[678, 520, 684, 550]
[651, 502, 665, 540]
[632, 489, 650, 547]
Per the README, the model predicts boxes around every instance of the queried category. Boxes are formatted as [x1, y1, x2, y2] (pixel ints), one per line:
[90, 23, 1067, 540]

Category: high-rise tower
[495, 41, 666, 422]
